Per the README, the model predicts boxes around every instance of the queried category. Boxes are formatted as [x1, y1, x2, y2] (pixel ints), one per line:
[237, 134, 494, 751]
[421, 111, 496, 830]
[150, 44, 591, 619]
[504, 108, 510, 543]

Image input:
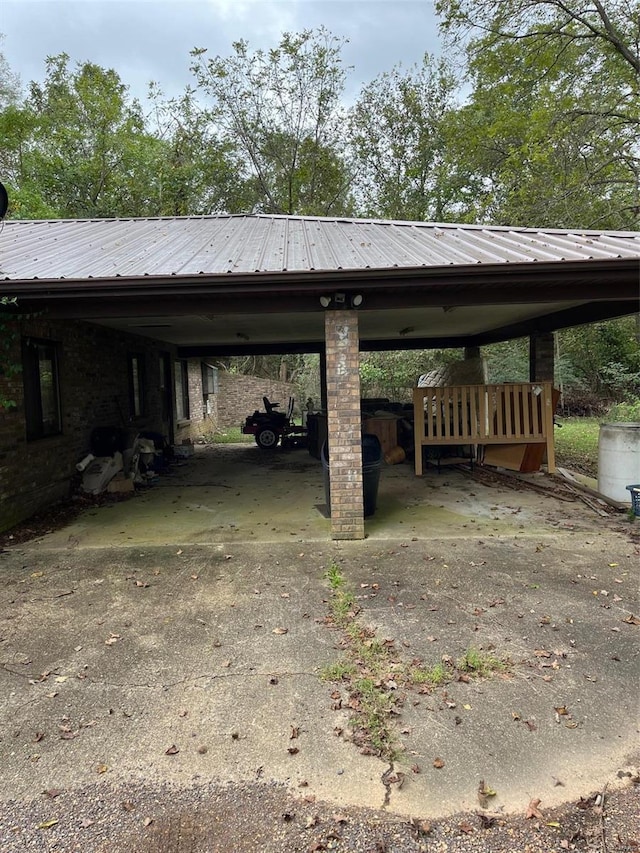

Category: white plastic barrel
[597, 423, 640, 502]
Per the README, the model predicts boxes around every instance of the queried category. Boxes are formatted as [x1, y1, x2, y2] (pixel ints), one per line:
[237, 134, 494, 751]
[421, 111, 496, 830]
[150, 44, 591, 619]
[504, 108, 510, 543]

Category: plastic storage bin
[626, 484, 640, 517]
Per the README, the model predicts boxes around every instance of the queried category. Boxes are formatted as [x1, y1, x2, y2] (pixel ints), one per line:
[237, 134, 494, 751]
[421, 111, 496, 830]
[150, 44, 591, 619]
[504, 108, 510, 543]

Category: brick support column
[324, 310, 364, 540]
[529, 332, 555, 382]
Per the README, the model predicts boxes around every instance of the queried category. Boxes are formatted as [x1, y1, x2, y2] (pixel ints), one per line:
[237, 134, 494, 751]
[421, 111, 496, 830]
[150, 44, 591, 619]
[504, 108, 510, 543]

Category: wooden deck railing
[412, 382, 556, 475]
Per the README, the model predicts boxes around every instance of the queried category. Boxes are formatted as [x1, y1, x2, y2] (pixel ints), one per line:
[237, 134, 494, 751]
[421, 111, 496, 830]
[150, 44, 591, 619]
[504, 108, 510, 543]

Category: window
[201, 362, 218, 396]
[128, 354, 145, 419]
[22, 338, 62, 441]
[175, 360, 190, 421]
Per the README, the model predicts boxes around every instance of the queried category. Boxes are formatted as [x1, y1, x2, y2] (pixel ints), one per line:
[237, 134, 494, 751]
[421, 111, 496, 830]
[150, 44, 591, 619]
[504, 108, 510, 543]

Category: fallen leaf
[410, 818, 432, 836]
[305, 815, 319, 828]
[459, 820, 474, 834]
[54, 676, 68, 683]
[272, 627, 288, 635]
[165, 744, 179, 755]
[290, 725, 300, 739]
[433, 757, 445, 769]
[42, 788, 63, 799]
[554, 705, 569, 715]
[526, 798, 544, 820]
[622, 614, 640, 625]
[37, 818, 59, 830]
[96, 764, 108, 774]
[478, 779, 497, 808]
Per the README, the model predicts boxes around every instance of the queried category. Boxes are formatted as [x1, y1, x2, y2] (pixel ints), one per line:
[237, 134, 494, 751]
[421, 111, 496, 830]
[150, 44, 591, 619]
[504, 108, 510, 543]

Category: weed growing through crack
[321, 562, 510, 761]
[408, 662, 450, 686]
[321, 561, 400, 759]
[457, 647, 506, 678]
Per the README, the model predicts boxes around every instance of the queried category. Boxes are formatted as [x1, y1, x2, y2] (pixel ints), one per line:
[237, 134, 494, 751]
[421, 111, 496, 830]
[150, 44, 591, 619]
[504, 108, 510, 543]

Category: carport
[1, 214, 639, 539]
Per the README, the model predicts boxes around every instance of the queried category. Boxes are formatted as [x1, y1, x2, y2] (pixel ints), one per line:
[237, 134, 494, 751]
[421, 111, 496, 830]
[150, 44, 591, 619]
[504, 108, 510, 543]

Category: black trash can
[321, 433, 382, 517]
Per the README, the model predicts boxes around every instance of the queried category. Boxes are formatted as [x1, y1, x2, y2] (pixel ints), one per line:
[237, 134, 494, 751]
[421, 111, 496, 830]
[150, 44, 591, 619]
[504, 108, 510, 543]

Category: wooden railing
[413, 382, 556, 475]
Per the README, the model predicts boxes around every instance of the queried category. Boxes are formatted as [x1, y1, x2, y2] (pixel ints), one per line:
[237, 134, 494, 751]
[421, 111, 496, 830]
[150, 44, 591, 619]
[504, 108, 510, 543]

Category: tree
[19, 54, 157, 218]
[349, 55, 460, 221]
[147, 84, 250, 215]
[435, 1, 640, 228]
[190, 28, 355, 215]
[0, 36, 20, 108]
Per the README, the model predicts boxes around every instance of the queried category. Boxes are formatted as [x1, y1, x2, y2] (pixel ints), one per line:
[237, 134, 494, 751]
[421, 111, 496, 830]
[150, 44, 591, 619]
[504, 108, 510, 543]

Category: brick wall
[216, 373, 296, 429]
[529, 332, 555, 382]
[0, 319, 209, 532]
[325, 311, 365, 540]
[174, 359, 218, 443]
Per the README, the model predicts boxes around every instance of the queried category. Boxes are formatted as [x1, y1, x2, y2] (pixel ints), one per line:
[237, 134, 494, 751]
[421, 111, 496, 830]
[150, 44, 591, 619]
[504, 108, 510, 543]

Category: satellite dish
[0, 182, 8, 219]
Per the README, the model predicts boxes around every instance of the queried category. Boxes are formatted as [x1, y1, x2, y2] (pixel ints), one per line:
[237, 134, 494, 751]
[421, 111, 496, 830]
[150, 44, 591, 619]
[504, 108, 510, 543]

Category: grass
[320, 561, 510, 761]
[210, 426, 253, 444]
[408, 662, 450, 686]
[554, 416, 600, 477]
[457, 647, 506, 677]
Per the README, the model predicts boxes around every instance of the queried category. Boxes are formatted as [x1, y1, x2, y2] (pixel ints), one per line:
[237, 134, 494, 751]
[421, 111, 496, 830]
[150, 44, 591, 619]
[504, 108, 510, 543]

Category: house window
[175, 360, 190, 421]
[201, 362, 218, 396]
[22, 338, 62, 441]
[128, 354, 145, 419]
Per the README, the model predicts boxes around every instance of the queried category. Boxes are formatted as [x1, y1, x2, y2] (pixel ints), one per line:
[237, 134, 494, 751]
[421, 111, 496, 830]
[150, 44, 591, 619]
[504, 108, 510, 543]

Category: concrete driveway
[0, 444, 638, 849]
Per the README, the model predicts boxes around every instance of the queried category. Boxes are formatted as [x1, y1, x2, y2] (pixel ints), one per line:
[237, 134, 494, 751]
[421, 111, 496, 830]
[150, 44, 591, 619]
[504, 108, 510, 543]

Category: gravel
[1, 778, 638, 852]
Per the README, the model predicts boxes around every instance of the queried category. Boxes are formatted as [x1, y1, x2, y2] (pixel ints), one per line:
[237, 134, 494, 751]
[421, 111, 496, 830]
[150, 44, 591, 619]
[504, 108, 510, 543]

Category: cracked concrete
[0, 443, 638, 825]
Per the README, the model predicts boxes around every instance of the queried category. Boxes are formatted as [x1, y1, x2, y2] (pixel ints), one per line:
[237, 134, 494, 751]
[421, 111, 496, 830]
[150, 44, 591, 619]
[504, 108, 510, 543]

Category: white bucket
[597, 423, 640, 502]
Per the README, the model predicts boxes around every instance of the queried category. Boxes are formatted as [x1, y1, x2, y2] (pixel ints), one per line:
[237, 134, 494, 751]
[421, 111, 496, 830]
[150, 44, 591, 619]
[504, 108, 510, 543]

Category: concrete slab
[0, 443, 638, 848]
[29, 443, 606, 549]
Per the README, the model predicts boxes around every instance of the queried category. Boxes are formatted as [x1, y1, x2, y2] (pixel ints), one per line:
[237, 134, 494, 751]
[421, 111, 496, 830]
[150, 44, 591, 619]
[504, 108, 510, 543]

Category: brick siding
[216, 373, 296, 429]
[325, 311, 365, 540]
[0, 319, 211, 532]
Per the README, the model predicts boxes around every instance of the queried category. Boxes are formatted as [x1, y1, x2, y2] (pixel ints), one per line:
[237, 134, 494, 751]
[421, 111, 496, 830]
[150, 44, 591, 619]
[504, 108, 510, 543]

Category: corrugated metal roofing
[1, 214, 640, 282]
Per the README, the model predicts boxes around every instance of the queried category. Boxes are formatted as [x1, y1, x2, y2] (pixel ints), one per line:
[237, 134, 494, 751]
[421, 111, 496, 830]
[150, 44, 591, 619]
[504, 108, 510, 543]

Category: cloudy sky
[1, 0, 445, 104]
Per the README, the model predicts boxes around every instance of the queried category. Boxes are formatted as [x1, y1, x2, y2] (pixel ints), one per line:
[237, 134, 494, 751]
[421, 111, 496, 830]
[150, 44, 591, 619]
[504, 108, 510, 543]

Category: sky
[1, 0, 445, 105]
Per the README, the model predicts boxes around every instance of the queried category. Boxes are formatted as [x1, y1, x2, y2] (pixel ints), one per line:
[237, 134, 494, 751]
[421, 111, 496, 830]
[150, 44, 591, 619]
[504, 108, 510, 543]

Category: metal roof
[2, 214, 640, 282]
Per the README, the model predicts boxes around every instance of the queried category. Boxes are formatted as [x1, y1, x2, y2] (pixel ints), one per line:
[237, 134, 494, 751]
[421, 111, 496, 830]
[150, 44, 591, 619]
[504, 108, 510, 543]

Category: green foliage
[554, 417, 600, 476]
[190, 28, 355, 216]
[210, 426, 253, 444]
[409, 662, 450, 686]
[457, 647, 506, 677]
[349, 54, 460, 220]
[435, 1, 640, 229]
[359, 349, 463, 401]
[607, 398, 640, 422]
[557, 318, 640, 400]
